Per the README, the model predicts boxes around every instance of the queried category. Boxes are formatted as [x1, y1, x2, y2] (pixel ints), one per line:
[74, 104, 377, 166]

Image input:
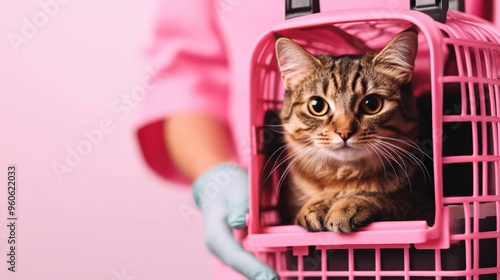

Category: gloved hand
[193, 163, 279, 280]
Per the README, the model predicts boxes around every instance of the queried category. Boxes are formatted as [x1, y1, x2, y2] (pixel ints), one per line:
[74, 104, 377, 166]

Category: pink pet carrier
[244, 0, 500, 279]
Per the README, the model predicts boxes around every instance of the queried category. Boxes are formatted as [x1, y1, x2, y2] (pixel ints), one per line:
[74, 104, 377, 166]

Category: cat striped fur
[275, 29, 434, 232]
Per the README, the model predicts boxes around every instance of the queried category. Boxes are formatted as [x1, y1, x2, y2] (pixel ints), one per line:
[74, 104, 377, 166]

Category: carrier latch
[285, 0, 320, 19]
[410, 0, 449, 23]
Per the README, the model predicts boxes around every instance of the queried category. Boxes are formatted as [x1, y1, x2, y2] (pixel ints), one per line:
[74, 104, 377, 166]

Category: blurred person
[135, 0, 283, 279]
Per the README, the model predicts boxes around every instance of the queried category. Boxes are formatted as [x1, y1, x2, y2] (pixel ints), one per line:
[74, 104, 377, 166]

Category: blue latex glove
[193, 163, 278, 280]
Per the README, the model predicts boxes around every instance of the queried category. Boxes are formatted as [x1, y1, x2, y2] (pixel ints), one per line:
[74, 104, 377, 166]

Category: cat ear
[373, 30, 418, 85]
[275, 37, 321, 89]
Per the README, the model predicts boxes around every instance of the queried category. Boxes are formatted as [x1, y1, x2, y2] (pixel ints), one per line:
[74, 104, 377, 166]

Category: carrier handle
[285, 0, 452, 23]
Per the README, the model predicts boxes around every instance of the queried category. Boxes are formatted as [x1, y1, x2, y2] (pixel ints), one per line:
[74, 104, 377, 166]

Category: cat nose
[336, 129, 352, 141]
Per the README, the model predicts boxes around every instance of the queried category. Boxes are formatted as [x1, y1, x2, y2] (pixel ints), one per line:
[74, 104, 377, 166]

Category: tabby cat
[275, 29, 433, 232]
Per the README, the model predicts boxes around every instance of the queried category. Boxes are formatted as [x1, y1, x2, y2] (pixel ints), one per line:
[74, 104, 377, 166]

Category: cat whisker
[276, 146, 316, 195]
[300, 146, 326, 180]
[373, 140, 425, 188]
[374, 138, 430, 173]
[366, 143, 388, 179]
[374, 138, 432, 184]
[377, 136, 433, 162]
[264, 124, 285, 127]
[263, 138, 314, 186]
[378, 140, 408, 171]
[262, 140, 301, 176]
[376, 140, 418, 165]
[263, 138, 311, 174]
[266, 127, 286, 134]
[372, 142, 406, 185]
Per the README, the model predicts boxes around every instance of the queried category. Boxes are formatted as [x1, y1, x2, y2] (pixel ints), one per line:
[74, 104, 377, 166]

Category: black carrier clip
[410, 0, 449, 23]
[285, 0, 320, 19]
[285, 0, 454, 23]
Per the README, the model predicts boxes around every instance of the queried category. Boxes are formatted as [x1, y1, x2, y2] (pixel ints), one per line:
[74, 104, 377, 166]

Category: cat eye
[308, 97, 329, 116]
[359, 94, 383, 115]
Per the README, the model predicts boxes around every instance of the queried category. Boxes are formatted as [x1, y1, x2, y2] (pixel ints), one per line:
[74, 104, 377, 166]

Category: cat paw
[323, 197, 377, 233]
[295, 200, 330, 232]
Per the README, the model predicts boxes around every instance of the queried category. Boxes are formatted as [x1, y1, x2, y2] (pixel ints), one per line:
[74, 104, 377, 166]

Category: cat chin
[324, 147, 368, 162]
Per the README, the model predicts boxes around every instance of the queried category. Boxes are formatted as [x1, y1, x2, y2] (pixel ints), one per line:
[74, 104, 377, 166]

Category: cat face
[276, 31, 419, 164]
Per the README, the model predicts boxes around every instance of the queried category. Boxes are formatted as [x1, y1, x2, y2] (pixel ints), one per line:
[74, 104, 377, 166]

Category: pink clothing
[136, 0, 283, 183]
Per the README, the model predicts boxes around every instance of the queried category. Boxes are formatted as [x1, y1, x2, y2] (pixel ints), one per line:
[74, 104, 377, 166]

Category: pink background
[0, 1, 212, 279]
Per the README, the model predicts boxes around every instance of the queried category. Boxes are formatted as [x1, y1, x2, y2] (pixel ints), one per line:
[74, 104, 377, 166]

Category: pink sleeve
[136, 0, 229, 184]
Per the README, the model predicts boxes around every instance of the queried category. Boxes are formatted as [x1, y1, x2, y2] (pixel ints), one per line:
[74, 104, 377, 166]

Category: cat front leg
[322, 186, 430, 233]
[323, 195, 381, 233]
[295, 190, 338, 232]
